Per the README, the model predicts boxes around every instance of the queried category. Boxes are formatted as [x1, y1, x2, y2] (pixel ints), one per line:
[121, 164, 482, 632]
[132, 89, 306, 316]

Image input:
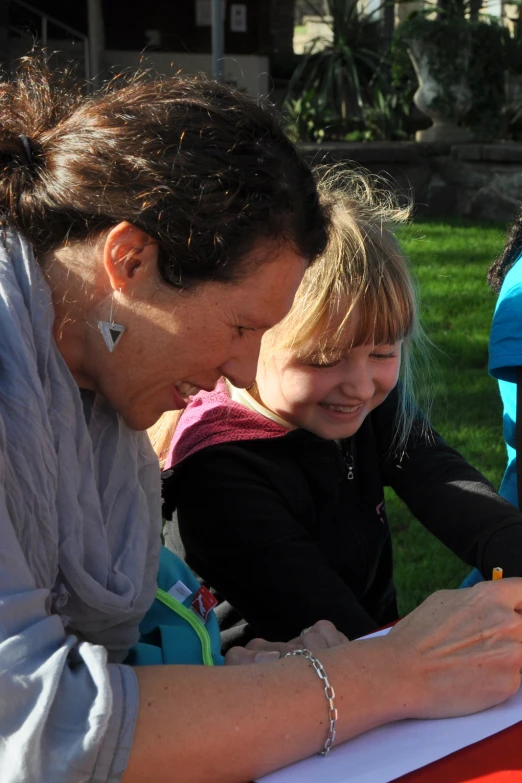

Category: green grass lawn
[391, 218, 511, 615]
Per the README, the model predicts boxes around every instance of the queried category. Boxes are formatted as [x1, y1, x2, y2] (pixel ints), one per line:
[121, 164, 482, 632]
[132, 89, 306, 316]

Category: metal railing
[9, 0, 90, 81]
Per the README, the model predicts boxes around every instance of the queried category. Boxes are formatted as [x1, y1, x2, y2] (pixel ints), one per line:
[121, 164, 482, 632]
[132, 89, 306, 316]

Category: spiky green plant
[286, 0, 386, 132]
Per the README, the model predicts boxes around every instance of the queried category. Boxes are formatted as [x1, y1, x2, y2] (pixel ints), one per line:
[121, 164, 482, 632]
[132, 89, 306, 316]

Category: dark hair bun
[1, 53, 329, 286]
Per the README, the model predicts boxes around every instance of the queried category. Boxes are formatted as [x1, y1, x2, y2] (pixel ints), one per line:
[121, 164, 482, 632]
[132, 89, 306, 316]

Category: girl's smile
[255, 308, 403, 441]
[319, 401, 365, 417]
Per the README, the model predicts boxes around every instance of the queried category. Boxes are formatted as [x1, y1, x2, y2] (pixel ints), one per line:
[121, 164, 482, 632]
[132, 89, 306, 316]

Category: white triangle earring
[98, 288, 126, 353]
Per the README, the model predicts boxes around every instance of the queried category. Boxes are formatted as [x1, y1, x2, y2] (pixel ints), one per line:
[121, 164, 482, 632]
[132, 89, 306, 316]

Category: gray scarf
[0, 230, 162, 661]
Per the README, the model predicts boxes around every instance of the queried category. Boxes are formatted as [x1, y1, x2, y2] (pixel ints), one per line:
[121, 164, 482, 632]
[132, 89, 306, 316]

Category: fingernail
[254, 651, 281, 663]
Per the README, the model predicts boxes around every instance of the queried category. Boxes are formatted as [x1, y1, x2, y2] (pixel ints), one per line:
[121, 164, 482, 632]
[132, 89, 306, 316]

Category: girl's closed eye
[306, 357, 342, 369]
[371, 351, 396, 360]
[370, 344, 401, 360]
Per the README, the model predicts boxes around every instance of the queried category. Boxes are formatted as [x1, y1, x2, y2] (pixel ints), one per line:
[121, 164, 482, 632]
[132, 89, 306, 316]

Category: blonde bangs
[338, 233, 417, 350]
[259, 165, 433, 453]
[262, 169, 415, 360]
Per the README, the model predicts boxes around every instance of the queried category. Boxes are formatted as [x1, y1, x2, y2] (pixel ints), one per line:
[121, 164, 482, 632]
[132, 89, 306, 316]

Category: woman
[1, 57, 522, 783]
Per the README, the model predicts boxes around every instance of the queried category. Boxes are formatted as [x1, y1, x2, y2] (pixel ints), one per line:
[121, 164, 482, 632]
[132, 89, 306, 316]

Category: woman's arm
[125, 579, 522, 783]
[0, 471, 137, 783]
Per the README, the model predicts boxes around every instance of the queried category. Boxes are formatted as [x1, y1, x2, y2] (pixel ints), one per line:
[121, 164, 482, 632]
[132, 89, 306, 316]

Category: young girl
[163, 170, 522, 647]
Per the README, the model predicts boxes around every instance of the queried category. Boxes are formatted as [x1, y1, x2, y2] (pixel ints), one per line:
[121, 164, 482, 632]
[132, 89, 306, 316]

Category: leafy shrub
[285, 0, 386, 139]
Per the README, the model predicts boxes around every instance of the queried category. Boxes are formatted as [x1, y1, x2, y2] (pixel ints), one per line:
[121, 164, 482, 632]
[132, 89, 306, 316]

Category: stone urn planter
[397, 17, 473, 143]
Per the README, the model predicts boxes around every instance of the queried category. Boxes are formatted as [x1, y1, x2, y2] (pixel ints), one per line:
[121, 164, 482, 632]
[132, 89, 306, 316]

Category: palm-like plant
[287, 0, 386, 133]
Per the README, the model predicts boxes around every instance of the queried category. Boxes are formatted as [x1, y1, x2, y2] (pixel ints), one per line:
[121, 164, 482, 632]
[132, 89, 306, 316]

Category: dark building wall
[10, 1, 270, 54]
[270, 0, 294, 57]
[0, 0, 8, 65]
[105, 1, 269, 54]
[11, 0, 88, 34]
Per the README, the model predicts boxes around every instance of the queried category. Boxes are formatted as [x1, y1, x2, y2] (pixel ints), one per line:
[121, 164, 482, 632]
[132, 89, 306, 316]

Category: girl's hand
[224, 619, 349, 665]
[384, 579, 522, 719]
[293, 619, 350, 650]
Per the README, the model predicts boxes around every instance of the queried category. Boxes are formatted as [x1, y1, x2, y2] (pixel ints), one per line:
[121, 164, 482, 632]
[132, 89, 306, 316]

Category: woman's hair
[260, 166, 432, 452]
[488, 210, 522, 292]
[0, 55, 329, 287]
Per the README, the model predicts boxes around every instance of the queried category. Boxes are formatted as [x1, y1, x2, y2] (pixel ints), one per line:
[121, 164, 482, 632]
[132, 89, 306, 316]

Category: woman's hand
[383, 579, 522, 719]
[224, 619, 349, 665]
[129, 582, 522, 783]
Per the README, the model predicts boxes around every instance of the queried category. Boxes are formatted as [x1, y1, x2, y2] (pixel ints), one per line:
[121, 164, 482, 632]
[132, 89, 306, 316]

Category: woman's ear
[102, 221, 159, 295]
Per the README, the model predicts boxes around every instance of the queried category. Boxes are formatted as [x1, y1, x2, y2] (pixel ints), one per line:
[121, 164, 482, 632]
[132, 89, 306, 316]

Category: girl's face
[256, 312, 402, 441]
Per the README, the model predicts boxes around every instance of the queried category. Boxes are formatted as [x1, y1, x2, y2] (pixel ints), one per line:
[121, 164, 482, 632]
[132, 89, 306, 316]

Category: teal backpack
[126, 546, 224, 667]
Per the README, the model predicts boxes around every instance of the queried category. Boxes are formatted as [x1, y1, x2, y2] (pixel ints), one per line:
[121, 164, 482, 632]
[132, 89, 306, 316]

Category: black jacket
[163, 384, 522, 647]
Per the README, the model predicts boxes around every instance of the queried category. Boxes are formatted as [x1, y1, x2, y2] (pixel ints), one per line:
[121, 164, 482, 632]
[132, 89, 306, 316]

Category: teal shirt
[489, 254, 522, 509]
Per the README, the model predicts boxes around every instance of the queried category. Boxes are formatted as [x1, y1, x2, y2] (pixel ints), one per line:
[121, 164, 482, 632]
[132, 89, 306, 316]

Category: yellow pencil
[492, 567, 504, 580]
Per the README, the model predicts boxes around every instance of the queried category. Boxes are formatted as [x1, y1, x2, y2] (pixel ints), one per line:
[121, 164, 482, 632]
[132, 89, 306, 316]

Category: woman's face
[82, 236, 306, 431]
[256, 313, 402, 441]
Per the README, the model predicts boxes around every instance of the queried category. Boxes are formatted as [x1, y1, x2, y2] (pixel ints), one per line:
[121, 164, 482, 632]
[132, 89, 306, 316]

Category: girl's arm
[124, 579, 522, 783]
[377, 388, 522, 577]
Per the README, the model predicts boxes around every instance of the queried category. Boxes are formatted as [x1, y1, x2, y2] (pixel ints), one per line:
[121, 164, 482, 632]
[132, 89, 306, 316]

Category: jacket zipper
[155, 587, 214, 666]
[342, 443, 355, 480]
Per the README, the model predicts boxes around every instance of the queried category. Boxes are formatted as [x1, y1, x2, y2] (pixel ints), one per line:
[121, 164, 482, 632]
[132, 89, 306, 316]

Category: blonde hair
[150, 168, 432, 463]
[148, 410, 183, 469]
[261, 166, 432, 452]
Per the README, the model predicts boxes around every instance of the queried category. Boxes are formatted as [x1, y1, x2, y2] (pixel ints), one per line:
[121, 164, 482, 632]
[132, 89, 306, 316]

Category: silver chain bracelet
[285, 648, 338, 755]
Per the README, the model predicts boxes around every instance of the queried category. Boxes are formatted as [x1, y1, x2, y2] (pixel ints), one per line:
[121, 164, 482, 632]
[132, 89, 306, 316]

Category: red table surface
[395, 720, 522, 782]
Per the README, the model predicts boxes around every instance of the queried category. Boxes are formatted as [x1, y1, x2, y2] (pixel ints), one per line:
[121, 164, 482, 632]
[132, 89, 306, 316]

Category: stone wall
[0, 0, 8, 68]
[298, 141, 522, 223]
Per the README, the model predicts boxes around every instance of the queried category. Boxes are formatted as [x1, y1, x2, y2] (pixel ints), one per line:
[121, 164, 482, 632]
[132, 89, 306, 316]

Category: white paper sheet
[258, 628, 522, 783]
